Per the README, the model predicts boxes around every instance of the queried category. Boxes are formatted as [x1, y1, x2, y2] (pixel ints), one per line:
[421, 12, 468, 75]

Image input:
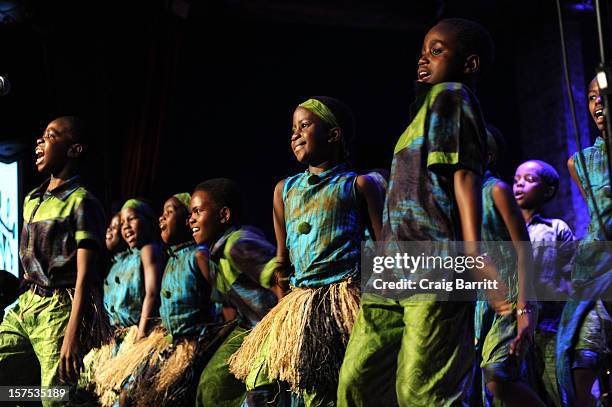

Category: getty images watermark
[360, 240, 611, 301]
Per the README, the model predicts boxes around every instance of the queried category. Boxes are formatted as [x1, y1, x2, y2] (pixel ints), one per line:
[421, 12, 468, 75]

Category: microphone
[0, 76, 11, 96]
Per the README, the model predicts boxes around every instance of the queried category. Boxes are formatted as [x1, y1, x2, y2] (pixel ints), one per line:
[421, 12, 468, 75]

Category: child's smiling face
[290, 106, 332, 166]
[588, 77, 606, 133]
[417, 23, 466, 85]
[105, 214, 125, 252]
[188, 190, 225, 246]
[121, 207, 147, 249]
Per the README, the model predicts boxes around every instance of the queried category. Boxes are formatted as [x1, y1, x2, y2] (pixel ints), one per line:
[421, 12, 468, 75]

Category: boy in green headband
[228, 96, 383, 406]
[0, 116, 108, 405]
[337, 19, 512, 406]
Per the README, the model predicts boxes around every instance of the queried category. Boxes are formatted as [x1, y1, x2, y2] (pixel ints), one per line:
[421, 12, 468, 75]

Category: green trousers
[196, 325, 249, 407]
[337, 295, 474, 407]
[0, 289, 72, 407]
[243, 333, 330, 407]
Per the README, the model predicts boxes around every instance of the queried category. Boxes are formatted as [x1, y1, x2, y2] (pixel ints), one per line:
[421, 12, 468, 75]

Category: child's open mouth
[417, 70, 431, 82]
[191, 226, 200, 235]
[595, 108, 605, 124]
[35, 148, 44, 165]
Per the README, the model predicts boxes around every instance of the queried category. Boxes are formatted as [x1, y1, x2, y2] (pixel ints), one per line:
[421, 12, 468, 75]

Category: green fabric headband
[173, 192, 191, 210]
[298, 98, 340, 129]
[122, 199, 156, 220]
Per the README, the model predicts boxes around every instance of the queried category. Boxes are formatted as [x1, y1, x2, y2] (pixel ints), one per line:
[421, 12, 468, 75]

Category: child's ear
[68, 143, 84, 158]
[219, 207, 231, 224]
[328, 127, 343, 143]
[464, 54, 481, 75]
[544, 186, 555, 200]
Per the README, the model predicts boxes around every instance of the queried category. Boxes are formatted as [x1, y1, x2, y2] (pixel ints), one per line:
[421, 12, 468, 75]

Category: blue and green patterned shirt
[283, 164, 363, 288]
[104, 248, 145, 328]
[481, 172, 517, 301]
[160, 241, 215, 337]
[20, 175, 105, 289]
[382, 82, 486, 242]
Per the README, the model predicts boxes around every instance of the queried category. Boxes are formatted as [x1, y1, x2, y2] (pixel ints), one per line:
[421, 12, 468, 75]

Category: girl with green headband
[78, 198, 166, 405]
[93, 193, 229, 406]
[229, 96, 384, 406]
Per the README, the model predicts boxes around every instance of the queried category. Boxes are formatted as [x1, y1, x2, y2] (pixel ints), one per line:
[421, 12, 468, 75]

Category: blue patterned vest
[283, 164, 362, 288]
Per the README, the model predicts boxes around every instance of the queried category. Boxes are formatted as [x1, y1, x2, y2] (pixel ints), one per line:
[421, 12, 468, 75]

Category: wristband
[516, 306, 533, 316]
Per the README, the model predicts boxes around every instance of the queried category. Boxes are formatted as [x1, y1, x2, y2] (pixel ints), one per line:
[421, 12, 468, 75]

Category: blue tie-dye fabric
[160, 241, 216, 337]
[382, 82, 486, 243]
[104, 248, 145, 328]
[283, 164, 362, 288]
[557, 137, 612, 406]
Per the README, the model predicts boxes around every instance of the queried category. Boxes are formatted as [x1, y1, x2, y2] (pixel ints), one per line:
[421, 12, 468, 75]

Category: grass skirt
[229, 280, 360, 394]
[95, 322, 234, 406]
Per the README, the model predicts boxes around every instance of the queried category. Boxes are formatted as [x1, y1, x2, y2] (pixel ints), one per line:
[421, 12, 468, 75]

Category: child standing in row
[96, 192, 224, 406]
[513, 159, 575, 406]
[103, 199, 166, 339]
[0, 116, 108, 405]
[557, 76, 612, 407]
[229, 96, 383, 406]
[92, 199, 166, 404]
[474, 128, 542, 406]
[193, 178, 279, 407]
[338, 18, 509, 406]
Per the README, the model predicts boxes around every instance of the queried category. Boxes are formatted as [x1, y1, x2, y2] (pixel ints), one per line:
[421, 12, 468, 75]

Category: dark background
[0, 0, 608, 239]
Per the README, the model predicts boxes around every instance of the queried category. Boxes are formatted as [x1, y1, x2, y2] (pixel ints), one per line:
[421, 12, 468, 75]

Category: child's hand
[59, 332, 82, 384]
[509, 304, 536, 357]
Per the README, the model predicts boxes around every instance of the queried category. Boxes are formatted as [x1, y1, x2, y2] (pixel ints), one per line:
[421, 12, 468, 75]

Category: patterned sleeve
[425, 83, 486, 176]
[225, 228, 276, 288]
[74, 192, 106, 250]
[556, 220, 576, 286]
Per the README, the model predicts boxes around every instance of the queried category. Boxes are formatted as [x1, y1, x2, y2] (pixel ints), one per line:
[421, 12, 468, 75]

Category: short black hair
[438, 18, 495, 74]
[310, 96, 356, 153]
[529, 160, 560, 201]
[194, 178, 243, 224]
[54, 116, 88, 145]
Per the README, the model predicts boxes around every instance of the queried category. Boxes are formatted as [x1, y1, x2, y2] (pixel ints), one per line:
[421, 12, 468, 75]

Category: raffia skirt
[229, 280, 360, 395]
[93, 321, 234, 406]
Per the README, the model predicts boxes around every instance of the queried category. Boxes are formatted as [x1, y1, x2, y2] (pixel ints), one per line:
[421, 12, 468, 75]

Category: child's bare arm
[568, 157, 586, 201]
[137, 244, 164, 340]
[492, 180, 536, 354]
[454, 169, 482, 242]
[356, 174, 384, 241]
[455, 169, 511, 315]
[492, 180, 535, 304]
[60, 246, 96, 384]
[195, 250, 212, 303]
[272, 179, 290, 298]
